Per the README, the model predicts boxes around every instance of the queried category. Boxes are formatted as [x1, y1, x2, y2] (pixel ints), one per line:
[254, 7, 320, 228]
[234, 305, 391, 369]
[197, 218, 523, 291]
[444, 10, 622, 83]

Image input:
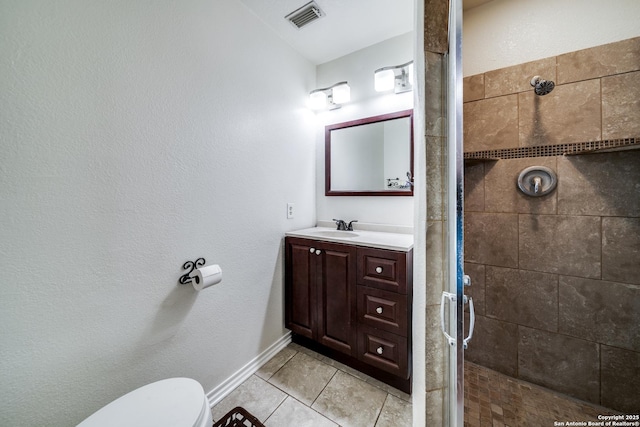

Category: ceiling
[237, 0, 493, 64]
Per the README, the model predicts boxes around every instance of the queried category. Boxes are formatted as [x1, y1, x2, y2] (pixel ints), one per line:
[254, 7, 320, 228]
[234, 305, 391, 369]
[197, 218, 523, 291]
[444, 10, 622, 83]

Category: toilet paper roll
[192, 264, 222, 291]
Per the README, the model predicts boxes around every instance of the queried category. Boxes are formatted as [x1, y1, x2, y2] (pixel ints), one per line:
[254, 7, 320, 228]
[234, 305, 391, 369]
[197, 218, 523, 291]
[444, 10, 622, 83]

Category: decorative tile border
[464, 137, 639, 160]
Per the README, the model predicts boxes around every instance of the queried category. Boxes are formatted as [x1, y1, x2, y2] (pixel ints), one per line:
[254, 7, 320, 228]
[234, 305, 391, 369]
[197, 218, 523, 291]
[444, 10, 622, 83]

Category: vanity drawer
[357, 286, 407, 337]
[357, 325, 408, 378]
[357, 248, 408, 294]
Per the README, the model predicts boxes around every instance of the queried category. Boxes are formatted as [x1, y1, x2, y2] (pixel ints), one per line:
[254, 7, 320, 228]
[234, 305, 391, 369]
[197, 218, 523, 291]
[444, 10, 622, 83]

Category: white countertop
[285, 226, 414, 251]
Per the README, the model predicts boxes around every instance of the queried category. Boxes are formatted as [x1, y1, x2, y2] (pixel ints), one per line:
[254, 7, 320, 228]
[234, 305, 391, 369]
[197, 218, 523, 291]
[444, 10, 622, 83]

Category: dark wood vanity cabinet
[285, 236, 413, 393]
[285, 237, 357, 356]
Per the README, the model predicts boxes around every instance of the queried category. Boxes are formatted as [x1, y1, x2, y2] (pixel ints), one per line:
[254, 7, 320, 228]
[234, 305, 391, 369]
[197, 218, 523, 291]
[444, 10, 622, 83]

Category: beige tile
[312, 370, 387, 427]
[483, 157, 557, 214]
[267, 352, 336, 406]
[557, 36, 640, 84]
[518, 80, 601, 146]
[212, 375, 286, 423]
[602, 70, 640, 139]
[426, 136, 445, 221]
[464, 161, 485, 212]
[464, 262, 485, 316]
[557, 151, 640, 217]
[518, 214, 601, 279]
[425, 303, 446, 391]
[425, 51, 446, 137]
[256, 346, 297, 380]
[464, 95, 518, 152]
[518, 326, 600, 404]
[559, 275, 640, 352]
[376, 394, 412, 427]
[426, 220, 445, 304]
[465, 361, 621, 424]
[423, 0, 448, 54]
[464, 212, 519, 268]
[485, 57, 557, 98]
[464, 314, 518, 377]
[603, 217, 640, 285]
[463, 74, 485, 102]
[425, 388, 444, 426]
[264, 397, 337, 427]
[485, 266, 558, 332]
[601, 345, 640, 414]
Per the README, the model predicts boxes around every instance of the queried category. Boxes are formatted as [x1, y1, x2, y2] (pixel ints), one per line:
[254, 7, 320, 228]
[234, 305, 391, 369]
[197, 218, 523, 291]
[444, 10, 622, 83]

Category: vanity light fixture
[309, 81, 351, 110]
[374, 61, 414, 94]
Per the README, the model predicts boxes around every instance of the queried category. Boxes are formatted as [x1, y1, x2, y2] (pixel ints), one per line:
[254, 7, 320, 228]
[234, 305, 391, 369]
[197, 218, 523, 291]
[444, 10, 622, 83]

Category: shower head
[530, 76, 555, 96]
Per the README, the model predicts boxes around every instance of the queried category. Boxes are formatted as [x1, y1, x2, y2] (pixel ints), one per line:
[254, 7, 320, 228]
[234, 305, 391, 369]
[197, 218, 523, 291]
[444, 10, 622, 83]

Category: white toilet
[77, 377, 213, 427]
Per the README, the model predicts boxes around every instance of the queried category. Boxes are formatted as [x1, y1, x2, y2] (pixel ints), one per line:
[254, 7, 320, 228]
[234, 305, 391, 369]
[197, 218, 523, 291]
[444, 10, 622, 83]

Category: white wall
[464, 0, 640, 76]
[0, 1, 316, 425]
[315, 32, 415, 227]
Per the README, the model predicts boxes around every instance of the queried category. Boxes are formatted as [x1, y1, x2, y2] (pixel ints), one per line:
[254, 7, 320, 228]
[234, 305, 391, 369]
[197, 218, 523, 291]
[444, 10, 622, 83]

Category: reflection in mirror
[325, 109, 413, 196]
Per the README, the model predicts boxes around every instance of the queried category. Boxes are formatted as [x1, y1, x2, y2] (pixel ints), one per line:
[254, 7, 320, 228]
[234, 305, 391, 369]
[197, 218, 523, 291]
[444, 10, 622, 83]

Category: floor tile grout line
[372, 393, 391, 427]
[261, 393, 288, 425]
[309, 368, 339, 408]
[287, 394, 341, 426]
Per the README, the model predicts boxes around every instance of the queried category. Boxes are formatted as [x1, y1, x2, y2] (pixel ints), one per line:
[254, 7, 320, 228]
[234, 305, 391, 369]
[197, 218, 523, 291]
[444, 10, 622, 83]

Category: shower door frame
[446, 0, 466, 425]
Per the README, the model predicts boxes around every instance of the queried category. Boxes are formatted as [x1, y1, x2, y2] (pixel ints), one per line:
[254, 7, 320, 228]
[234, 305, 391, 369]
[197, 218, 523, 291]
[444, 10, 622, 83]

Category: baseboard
[206, 331, 292, 407]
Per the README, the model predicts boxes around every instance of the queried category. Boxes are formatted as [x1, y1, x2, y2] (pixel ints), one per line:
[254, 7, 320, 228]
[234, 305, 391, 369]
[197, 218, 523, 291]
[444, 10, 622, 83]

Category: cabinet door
[316, 242, 357, 356]
[285, 239, 316, 339]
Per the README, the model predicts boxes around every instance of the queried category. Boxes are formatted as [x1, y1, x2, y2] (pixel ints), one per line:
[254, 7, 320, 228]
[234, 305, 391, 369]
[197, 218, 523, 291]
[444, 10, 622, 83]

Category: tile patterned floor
[464, 361, 621, 427]
[212, 343, 412, 427]
[212, 344, 620, 427]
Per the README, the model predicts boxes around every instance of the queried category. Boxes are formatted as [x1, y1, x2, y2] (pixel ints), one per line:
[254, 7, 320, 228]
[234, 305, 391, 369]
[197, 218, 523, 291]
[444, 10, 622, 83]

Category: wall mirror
[325, 109, 413, 196]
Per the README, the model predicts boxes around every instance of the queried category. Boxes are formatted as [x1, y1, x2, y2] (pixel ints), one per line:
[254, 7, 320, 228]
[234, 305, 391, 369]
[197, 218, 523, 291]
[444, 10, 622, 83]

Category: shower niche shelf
[464, 137, 639, 162]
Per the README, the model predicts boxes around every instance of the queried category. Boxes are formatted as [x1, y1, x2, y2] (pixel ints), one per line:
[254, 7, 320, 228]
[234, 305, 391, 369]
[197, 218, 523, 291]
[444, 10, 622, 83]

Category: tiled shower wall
[461, 37, 640, 413]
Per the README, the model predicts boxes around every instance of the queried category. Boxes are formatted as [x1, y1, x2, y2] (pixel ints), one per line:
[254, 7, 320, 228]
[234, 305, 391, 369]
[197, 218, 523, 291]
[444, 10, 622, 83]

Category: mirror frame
[325, 109, 414, 196]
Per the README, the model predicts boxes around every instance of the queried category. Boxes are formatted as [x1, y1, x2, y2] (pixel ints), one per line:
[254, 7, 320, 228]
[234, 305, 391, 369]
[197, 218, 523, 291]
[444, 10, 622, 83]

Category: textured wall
[315, 32, 415, 227]
[463, 0, 640, 76]
[0, 1, 316, 425]
[462, 38, 640, 413]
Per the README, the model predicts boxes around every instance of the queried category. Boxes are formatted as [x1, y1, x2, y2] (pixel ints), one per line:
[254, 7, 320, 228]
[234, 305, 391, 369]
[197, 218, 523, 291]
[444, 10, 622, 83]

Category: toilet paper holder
[179, 257, 206, 285]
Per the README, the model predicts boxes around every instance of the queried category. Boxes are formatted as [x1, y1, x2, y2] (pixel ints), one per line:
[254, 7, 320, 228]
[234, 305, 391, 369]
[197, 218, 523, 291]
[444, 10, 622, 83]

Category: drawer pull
[375, 266, 383, 274]
[376, 346, 384, 355]
[315, 249, 322, 255]
[309, 248, 315, 253]
[376, 307, 383, 314]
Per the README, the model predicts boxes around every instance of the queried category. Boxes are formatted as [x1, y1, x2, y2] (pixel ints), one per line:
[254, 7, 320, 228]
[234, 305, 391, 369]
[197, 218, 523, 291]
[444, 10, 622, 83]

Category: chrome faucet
[332, 219, 358, 231]
[332, 219, 347, 230]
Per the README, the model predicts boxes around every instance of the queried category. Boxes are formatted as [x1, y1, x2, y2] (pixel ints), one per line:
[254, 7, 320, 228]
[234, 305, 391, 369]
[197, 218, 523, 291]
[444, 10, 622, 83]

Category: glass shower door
[442, 0, 475, 425]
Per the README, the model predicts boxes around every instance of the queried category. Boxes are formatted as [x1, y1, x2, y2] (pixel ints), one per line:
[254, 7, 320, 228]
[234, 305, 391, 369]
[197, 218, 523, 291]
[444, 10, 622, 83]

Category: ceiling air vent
[285, 1, 324, 29]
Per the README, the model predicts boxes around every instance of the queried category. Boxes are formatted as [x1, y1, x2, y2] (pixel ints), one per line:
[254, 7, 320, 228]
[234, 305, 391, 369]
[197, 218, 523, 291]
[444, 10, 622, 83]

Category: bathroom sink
[312, 230, 359, 238]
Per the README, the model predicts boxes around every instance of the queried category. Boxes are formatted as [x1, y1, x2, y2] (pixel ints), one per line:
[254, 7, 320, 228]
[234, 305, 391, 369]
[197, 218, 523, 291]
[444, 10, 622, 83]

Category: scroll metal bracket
[179, 258, 205, 285]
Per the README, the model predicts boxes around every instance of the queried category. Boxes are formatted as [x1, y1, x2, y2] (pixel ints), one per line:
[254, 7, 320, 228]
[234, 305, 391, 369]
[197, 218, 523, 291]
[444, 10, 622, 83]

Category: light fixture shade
[374, 69, 395, 92]
[309, 90, 327, 110]
[331, 83, 350, 104]
[374, 61, 414, 94]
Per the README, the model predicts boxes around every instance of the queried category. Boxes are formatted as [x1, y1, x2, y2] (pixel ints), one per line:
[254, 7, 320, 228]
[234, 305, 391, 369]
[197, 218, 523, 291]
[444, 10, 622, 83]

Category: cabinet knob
[309, 248, 315, 253]
[315, 249, 322, 255]
[376, 307, 383, 314]
[375, 266, 383, 274]
[376, 346, 384, 355]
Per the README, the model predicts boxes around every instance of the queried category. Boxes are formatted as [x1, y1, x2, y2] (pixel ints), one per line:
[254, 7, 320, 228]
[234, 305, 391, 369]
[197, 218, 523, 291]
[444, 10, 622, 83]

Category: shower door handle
[463, 296, 475, 349]
[440, 292, 457, 347]
[441, 291, 475, 349]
